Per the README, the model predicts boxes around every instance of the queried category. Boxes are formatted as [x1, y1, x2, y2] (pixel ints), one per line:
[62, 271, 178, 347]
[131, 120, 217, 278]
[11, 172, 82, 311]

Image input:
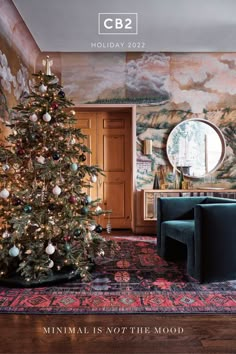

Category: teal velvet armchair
[157, 196, 236, 283]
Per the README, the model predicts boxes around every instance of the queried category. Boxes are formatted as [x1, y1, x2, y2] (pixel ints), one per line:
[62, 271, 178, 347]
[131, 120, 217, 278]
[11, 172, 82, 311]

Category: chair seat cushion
[162, 220, 194, 244]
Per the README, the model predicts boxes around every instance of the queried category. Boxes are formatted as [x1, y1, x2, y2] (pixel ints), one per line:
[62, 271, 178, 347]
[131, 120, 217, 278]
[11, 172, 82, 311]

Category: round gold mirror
[166, 119, 226, 178]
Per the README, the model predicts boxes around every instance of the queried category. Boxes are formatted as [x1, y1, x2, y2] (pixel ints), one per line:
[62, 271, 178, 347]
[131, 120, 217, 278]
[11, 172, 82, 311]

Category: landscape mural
[61, 52, 236, 189]
[1, 48, 236, 189]
[0, 32, 33, 139]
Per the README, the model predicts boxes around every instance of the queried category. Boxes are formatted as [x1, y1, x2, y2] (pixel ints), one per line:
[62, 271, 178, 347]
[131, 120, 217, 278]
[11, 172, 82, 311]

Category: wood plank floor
[1, 313, 236, 354]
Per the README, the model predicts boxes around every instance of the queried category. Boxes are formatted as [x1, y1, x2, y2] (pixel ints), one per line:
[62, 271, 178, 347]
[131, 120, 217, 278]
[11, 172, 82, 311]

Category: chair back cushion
[205, 196, 236, 204]
[158, 197, 207, 221]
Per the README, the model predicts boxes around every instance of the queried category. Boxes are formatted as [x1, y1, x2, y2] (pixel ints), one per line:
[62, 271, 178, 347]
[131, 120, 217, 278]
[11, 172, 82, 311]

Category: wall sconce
[143, 139, 152, 155]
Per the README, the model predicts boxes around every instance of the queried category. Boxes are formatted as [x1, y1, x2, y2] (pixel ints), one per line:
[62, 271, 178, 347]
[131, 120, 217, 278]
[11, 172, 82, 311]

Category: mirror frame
[166, 118, 226, 178]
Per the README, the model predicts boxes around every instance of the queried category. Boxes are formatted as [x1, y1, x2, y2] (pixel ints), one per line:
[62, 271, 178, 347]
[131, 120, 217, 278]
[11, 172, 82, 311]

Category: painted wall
[49, 52, 236, 189]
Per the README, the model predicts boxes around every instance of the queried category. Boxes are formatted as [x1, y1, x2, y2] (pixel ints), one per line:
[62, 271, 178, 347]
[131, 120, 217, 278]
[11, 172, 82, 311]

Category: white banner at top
[12, 0, 236, 52]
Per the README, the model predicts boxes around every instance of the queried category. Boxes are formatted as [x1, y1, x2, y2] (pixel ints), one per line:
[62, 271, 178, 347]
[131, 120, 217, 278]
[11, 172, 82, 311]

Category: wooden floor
[0, 313, 236, 354]
[1, 232, 236, 353]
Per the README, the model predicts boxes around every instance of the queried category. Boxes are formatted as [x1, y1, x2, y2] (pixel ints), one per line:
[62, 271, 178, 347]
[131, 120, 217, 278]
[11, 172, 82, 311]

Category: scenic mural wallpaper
[0, 31, 33, 140]
[0, 49, 236, 189]
[61, 52, 236, 189]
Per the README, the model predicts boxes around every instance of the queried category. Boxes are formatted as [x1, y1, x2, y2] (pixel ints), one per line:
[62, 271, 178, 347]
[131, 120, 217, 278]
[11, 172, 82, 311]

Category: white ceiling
[12, 0, 236, 52]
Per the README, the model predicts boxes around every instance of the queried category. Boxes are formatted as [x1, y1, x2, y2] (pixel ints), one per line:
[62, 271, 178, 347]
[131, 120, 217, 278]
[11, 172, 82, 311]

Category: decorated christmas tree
[0, 58, 114, 286]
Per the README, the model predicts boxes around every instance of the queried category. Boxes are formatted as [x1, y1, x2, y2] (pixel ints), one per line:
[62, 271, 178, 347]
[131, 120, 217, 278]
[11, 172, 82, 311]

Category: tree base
[0, 269, 79, 288]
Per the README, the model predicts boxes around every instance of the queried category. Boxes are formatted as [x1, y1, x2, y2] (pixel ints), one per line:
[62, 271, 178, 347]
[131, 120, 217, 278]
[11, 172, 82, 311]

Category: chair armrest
[194, 203, 236, 282]
[157, 196, 206, 250]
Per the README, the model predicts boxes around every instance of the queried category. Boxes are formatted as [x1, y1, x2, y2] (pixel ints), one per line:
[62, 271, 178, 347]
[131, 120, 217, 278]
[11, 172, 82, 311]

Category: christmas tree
[0, 58, 114, 286]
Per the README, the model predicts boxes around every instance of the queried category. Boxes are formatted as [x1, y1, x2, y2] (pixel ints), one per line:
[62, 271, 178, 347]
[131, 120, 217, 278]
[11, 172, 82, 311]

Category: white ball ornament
[87, 224, 96, 231]
[91, 175, 97, 183]
[29, 113, 38, 122]
[9, 245, 20, 257]
[52, 185, 61, 196]
[36, 156, 45, 164]
[86, 196, 92, 203]
[48, 259, 54, 268]
[39, 84, 47, 93]
[2, 230, 10, 238]
[43, 112, 51, 122]
[0, 188, 10, 199]
[2, 164, 10, 171]
[45, 243, 55, 255]
[95, 205, 102, 214]
[98, 249, 105, 257]
[85, 232, 92, 241]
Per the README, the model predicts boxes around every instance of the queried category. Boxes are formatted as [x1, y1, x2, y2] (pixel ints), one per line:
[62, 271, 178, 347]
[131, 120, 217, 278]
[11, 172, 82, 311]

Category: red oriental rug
[0, 237, 236, 314]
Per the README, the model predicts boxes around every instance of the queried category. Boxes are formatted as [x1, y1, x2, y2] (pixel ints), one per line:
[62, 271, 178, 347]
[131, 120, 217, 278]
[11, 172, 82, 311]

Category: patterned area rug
[0, 237, 236, 314]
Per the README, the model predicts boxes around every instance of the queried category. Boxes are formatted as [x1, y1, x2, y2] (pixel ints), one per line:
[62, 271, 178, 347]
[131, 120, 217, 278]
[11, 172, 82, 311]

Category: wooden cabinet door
[75, 110, 132, 229]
